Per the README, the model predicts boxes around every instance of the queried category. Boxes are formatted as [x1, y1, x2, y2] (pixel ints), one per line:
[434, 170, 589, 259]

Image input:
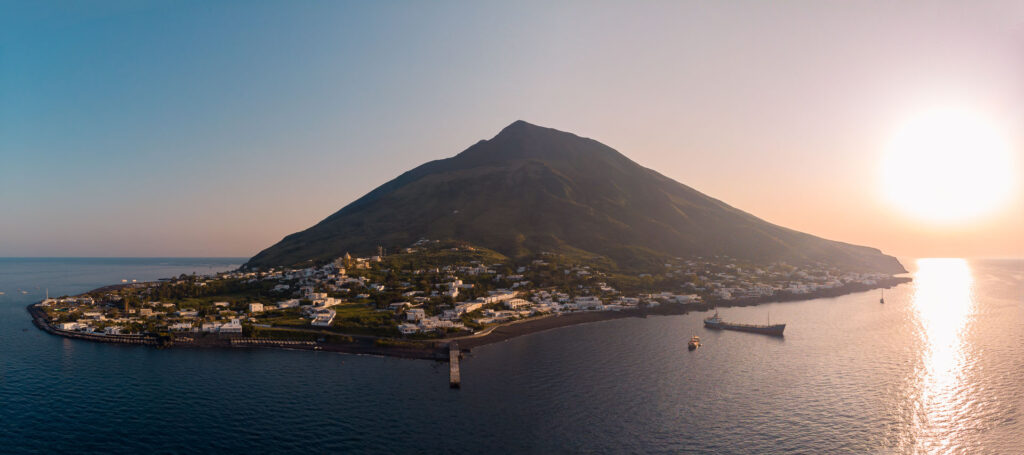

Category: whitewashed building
[406, 308, 426, 321]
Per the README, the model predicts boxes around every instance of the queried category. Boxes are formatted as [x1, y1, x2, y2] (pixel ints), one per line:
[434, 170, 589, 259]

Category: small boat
[20, 290, 29, 294]
[687, 335, 701, 350]
[880, 290, 885, 304]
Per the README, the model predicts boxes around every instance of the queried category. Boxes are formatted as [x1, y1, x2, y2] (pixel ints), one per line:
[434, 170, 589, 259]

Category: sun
[882, 108, 1016, 223]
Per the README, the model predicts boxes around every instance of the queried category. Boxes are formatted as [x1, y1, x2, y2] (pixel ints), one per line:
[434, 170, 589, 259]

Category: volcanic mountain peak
[451, 120, 622, 166]
[246, 121, 905, 274]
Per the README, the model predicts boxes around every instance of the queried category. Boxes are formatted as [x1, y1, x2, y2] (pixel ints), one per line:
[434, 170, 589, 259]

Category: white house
[220, 319, 243, 334]
[398, 323, 419, 335]
[406, 308, 426, 321]
[169, 322, 194, 331]
[480, 290, 517, 304]
[419, 317, 454, 330]
[316, 297, 342, 309]
[504, 298, 531, 310]
[455, 301, 483, 315]
[574, 296, 604, 311]
[311, 309, 335, 327]
[248, 303, 264, 313]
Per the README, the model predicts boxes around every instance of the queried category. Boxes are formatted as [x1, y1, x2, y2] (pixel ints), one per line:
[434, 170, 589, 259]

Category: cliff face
[247, 121, 906, 274]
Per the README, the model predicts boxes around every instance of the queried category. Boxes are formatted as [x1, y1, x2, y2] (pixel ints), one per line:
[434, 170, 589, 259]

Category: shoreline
[29, 276, 911, 360]
[458, 276, 912, 349]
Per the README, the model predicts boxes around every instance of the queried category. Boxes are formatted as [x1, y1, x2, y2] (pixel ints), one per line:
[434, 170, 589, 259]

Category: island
[29, 121, 912, 368]
[29, 239, 910, 361]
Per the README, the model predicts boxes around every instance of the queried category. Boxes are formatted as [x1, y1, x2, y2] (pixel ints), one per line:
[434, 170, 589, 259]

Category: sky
[2, 0, 1022, 259]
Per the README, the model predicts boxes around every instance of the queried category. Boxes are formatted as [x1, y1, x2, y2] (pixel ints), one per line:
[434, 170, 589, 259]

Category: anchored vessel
[687, 335, 701, 351]
[703, 311, 785, 336]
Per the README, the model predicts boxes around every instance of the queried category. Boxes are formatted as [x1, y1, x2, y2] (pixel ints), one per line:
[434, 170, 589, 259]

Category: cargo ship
[703, 311, 785, 336]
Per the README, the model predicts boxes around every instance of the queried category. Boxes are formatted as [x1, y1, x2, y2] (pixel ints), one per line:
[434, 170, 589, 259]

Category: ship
[687, 335, 701, 351]
[703, 311, 785, 336]
[879, 290, 885, 304]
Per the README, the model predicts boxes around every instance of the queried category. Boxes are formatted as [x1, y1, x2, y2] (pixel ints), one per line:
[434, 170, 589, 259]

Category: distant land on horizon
[246, 121, 906, 274]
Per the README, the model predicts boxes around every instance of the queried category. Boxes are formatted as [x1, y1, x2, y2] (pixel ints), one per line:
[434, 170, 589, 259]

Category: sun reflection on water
[911, 258, 976, 453]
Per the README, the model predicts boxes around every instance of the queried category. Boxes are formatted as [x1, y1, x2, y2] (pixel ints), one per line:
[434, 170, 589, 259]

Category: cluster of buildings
[38, 241, 897, 340]
[659, 257, 894, 301]
[40, 291, 251, 336]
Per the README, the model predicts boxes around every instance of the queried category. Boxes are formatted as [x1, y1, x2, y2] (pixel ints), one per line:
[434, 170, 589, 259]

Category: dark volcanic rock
[246, 121, 905, 273]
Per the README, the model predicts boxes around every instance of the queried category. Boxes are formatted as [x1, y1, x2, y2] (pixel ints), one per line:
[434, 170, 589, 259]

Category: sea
[0, 257, 1021, 454]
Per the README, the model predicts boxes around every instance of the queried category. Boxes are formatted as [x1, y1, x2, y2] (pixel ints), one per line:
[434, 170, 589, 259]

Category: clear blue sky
[2, 1, 1021, 258]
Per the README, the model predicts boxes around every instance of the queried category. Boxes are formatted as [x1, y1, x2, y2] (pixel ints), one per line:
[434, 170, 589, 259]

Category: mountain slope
[246, 121, 905, 273]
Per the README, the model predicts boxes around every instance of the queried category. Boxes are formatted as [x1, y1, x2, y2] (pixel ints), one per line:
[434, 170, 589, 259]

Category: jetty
[449, 342, 461, 388]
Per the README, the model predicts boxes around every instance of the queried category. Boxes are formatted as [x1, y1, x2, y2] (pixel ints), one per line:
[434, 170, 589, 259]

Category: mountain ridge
[246, 121, 906, 273]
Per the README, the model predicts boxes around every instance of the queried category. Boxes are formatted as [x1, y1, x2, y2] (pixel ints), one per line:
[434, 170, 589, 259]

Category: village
[35, 239, 900, 341]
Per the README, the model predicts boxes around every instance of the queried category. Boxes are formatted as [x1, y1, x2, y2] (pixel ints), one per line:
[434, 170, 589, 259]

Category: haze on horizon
[2, 1, 1022, 259]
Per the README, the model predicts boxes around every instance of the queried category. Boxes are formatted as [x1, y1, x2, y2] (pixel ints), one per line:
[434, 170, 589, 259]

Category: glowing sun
[882, 108, 1016, 223]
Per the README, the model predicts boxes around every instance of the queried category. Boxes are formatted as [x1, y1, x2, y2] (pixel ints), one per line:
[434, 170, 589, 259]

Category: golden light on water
[882, 109, 1016, 223]
[910, 258, 976, 452]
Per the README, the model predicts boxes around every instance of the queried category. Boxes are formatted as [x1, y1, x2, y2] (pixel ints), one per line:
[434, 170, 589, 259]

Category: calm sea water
[1, 258, 1021, 454]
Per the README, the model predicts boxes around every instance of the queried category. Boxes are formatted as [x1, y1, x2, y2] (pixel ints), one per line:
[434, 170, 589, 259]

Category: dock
[449, 342, 461, 388]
